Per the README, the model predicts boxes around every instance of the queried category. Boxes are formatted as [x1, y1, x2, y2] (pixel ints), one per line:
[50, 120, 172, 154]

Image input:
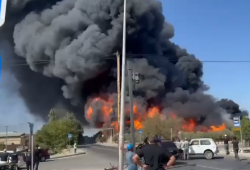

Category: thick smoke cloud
[0, 0, 247, 125]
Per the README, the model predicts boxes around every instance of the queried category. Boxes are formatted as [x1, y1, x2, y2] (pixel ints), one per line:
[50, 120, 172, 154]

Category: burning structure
[0, 0, 248, 131]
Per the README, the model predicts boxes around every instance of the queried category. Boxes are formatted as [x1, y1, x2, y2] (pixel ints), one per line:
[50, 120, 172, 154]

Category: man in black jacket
[34, 145, 41, 170]
[133, 135, 176, 170]
[24, 149, 31, 170]
[224, 134, 230, 155]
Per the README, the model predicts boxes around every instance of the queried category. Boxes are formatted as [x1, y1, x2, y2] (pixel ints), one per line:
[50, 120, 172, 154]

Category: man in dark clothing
[133, 135, 176, 170]
[34, 145, 41, 170]
[232, 137, 240, 161]
[223, 134, 230, 155]
[24, 149, 31, 170]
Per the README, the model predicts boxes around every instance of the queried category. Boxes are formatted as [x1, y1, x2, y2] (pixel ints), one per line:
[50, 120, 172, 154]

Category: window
[200, 140, 211, 145]
[191, 140, 199, 145]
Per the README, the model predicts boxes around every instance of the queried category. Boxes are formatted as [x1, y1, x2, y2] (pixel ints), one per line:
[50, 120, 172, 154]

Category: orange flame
[86, 97, 226, 133]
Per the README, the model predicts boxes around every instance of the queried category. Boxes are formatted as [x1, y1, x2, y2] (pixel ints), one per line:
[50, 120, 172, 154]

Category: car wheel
[204, 150, 213, 160]
[41, 156, 46, 162]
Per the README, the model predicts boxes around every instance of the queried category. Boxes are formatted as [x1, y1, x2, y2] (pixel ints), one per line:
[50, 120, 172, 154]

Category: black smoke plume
[0, 0, 247, 126]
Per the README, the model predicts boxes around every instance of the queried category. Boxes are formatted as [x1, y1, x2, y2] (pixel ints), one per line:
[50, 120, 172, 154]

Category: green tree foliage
[36, 110, 83, 152]
[0, 143, 5, 150]
[182, 129, 234, 141]
[142, 114, 183, 139]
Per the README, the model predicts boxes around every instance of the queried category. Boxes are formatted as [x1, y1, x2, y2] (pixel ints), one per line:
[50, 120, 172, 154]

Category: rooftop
[0, 132, 25, 138]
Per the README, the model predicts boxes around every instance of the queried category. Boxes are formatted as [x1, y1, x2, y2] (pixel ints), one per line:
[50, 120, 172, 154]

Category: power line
[1, 53, 250, 67]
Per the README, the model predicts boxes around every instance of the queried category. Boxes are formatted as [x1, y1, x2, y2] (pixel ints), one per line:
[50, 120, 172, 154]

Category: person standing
[74, 142, 77, 153]
[224, 134, 230, 155]
[232, 137, 240, 161]
[132, 135, 176, 170]
[174, 139, 182, 160]
[34, 144, 41, 170]
[120, 144, 137, 170]
[24, 149, 31, 170]
[182, 138, 189, 160]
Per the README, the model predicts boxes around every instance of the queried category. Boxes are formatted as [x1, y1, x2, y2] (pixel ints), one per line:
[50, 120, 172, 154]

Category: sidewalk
[50, 148, 86, 159]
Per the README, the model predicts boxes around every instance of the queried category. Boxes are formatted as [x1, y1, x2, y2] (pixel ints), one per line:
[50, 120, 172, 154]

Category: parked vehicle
[40, 149, 50, 162]
[160, 140, 179, 159]
[189, 138, 219, 159]
[0, 160, 8, 170]
[0, 152, 26, 170]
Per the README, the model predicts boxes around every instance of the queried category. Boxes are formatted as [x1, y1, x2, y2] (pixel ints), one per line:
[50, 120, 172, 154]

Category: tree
[0, 143, 5, 150]
[36, 110, 83, 152]
[182, 130, 234, 141]
[48, 109, 58, 122]
[142, 114, 183, 139]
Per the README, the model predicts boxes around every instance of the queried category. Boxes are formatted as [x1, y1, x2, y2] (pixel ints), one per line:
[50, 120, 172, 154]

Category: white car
[189, 138, 219, 159]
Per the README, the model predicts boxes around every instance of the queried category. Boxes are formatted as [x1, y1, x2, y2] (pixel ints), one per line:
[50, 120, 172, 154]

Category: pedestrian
[132, 135, 176, 170]
[232, 137, 240, 161]
[157, 136, 162, 146]
[34, 144, 41, 170]
[74, 142, 77, 153]
[120, 144, 137, 170]
[182, 138, 189, 160]
[224, 134, 230, 155]
[24, 149, 31, 170]
[174, 139, 182, 160]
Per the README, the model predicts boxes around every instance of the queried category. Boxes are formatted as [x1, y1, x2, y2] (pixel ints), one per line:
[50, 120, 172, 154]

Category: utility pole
[118, 0, 127, 168]
[127, 60, 135, 147]
[116, 51, 121, 134]
[5, 126, 8, 150]
[29, 122, 34, 170]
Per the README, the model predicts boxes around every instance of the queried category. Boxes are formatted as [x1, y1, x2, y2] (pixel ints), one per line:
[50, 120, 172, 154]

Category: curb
[50, 152, 86, 159]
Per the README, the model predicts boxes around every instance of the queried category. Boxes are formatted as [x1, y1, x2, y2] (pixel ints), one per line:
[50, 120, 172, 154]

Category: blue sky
[161, 0, 250, 111]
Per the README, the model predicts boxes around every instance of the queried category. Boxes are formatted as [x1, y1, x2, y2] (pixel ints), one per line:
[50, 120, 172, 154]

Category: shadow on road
[44, 159, 55, 162]
[188, 156, 224, 160]
[78, 145, 92, 149]
[240, 158, 247, 161]
[168, 161, 196, 169]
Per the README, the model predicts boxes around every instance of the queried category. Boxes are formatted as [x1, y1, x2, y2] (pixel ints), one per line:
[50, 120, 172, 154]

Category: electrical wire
[0, 122, 31, 127]
[1, 53, 250, 67]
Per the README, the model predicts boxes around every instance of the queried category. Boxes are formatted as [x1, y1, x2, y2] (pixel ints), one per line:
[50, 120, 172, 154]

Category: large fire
[86, 97, 226, 132]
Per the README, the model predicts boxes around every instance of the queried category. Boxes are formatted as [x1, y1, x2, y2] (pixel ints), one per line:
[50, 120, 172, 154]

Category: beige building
[0, 132, 30, 151]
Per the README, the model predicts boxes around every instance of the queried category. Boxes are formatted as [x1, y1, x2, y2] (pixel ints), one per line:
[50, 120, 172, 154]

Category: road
[39, 144, 250, 170]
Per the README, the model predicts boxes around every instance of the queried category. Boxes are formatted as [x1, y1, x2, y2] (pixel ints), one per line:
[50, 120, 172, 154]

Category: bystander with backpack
[24, 149, 31, 170]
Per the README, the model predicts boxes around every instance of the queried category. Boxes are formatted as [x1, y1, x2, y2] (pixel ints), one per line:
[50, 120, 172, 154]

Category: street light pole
[118, 0, 127, 169]
[116, 51, 121, 136]
[5, 126, 8, 150]
[127, 60, 135, 147]
[28, 122, 34, 170]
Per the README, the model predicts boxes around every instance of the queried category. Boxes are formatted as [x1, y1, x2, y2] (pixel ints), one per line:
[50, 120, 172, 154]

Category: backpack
[25, 152, 31, 162]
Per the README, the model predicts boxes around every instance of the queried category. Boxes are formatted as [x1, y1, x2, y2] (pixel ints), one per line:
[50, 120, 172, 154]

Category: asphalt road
[39, 144, 250, 170]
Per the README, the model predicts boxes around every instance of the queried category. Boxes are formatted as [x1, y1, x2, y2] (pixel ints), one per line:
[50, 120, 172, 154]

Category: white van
[189, 138, 219, 159]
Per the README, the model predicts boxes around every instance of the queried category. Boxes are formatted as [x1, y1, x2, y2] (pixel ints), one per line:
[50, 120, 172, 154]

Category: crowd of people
[121, 135, 176, 170]
[121, 134, 241, 170]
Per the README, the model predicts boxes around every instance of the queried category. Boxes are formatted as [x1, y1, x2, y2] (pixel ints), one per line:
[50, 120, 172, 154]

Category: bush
[182, 129, 234, 141]
[0, 143, 5, 150]
[142, 114, 183, 139]
[36, 110, 83, 152]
